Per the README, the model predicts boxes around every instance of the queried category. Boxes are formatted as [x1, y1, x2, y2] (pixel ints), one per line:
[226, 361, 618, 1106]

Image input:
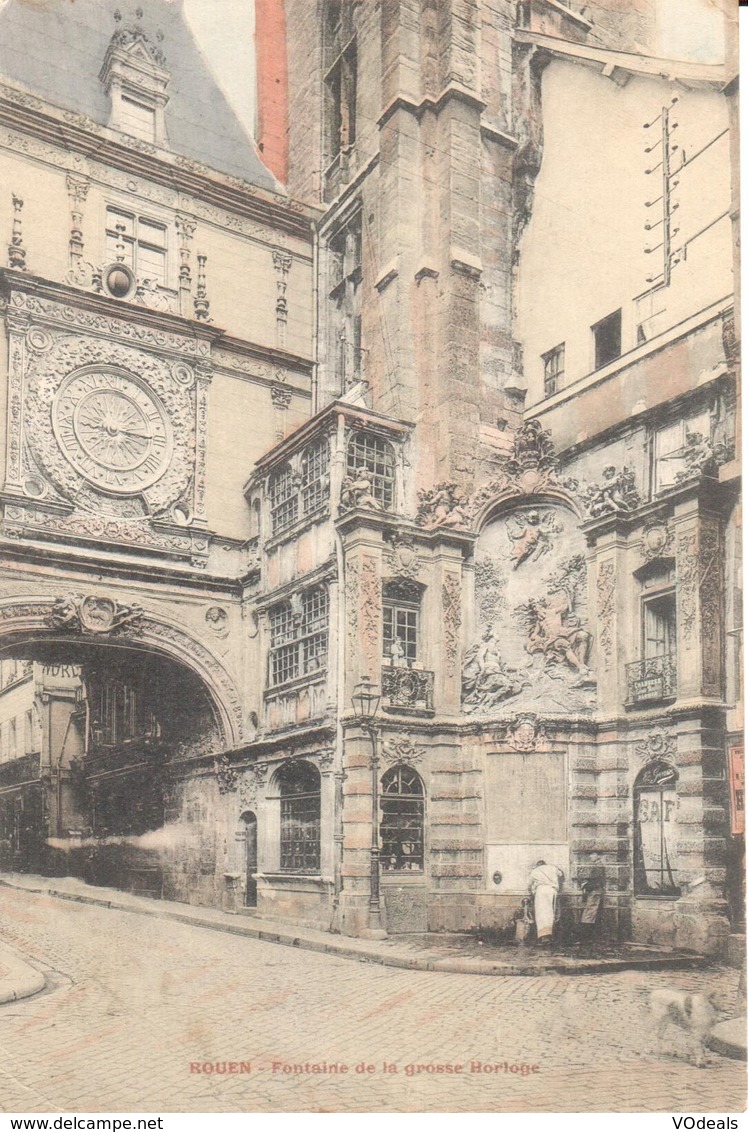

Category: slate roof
[0, 0, 279, 191]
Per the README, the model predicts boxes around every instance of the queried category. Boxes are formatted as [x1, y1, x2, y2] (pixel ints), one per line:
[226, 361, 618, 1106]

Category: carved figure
[388, 636, 407, 667]
[340, 471, 382, 512]
[518, 593, 592, 680]
[46, 593, 144, 636]
[47, 594, 79, 630]
[674, 431, 728, 482]
[462, 627, 529, 710]
[506, 509, 559, 568]
[416, 482, 470, 530]
[582, 465, 640, 517]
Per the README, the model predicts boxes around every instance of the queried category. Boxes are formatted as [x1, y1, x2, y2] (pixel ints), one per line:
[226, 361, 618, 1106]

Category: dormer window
[100, 14, 170, 146]
[119, 96, 157, 141]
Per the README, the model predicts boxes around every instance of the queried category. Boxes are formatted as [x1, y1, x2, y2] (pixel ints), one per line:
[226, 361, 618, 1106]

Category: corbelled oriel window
[346, 432, 395, 510]
[268, 463, 299, 535]
[300, 438, 330, 517]
[268, 441, 331, 536]
[268, 587, 329, 688]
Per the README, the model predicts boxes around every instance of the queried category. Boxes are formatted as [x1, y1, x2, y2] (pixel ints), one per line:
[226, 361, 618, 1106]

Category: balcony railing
[381, 665, 434, 712]
[626, 655, 677, 704]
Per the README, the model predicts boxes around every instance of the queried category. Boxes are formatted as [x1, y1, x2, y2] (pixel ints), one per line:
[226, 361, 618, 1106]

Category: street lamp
[351, 676, 386, 939]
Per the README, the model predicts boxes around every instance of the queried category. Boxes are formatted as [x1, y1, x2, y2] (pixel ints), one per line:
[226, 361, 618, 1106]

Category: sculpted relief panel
[463, 503, 595, 716]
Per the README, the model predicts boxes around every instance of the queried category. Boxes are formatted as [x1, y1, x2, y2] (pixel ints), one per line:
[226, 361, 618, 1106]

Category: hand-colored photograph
[0, 0, 742, 1116]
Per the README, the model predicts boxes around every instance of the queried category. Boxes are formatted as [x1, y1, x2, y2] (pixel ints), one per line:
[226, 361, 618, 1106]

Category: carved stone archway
[0, 595, 244, 748]
[473, 486, 583, 538]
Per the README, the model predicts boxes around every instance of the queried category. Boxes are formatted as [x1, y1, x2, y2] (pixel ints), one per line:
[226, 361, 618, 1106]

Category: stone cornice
[512, 29, 727, 89]
[0, 85, 320, 243]
[216, 335, 314, 378]
[377, 83, 487, 132]
[0, 538, 243, 596]
[254, 558, 338, 611]
[247, 400, 414, 485]
[0, 268, 224, 347]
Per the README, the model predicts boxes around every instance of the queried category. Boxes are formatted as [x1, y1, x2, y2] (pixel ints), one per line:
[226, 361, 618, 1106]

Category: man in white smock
[528, 859, 564, 945]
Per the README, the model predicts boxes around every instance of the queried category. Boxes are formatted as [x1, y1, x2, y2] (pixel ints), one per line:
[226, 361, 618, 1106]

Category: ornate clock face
[52, 367, 172, 494]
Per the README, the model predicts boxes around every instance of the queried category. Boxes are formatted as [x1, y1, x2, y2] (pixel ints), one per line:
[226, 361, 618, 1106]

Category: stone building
[0, 0, 740, 957]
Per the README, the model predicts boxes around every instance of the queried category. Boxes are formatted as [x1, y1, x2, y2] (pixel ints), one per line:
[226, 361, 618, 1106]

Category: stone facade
[0, 0, 740, 957]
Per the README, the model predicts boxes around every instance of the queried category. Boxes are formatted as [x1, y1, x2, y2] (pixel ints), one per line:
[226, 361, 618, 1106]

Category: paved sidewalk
[0, 882, 743, 1112]
[0, 934, 45, 1003]
[0, 870, 707, 977]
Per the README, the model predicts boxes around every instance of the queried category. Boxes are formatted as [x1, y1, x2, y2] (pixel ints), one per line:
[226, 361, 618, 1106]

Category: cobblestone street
[0, 886, 744, 1114]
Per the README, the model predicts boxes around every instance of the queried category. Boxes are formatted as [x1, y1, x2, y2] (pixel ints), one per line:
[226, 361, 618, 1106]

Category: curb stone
[0, 938, 46, 1004]
[0, 874, 709, 978]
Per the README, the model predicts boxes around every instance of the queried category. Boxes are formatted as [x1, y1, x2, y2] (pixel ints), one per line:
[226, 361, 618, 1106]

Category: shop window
[328, 215, 363, 391]
[542, 343, 565, 398]
[592, 309, 622, 370]
[380, 764, 425, 872]
[278, 760, 321, 873]
[300, 438, 330, 517]
[268, 587, 329, 688]
[634, 762, 680, 896]
[268, 464, 299, 535]
[105, 207, 167, 285]
[346, 432, 395, 510]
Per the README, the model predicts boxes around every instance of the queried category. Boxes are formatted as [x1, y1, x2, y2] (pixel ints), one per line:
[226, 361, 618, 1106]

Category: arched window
[380, 764, 424, 872]
[277, 761, 321, 873]
[346, 432, 395, 510]
[269, 464, 298, 534]
[634, 761, 680, 897]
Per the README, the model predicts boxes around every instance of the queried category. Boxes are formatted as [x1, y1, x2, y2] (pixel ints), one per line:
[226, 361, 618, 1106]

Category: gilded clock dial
[53, 369, 172, 493]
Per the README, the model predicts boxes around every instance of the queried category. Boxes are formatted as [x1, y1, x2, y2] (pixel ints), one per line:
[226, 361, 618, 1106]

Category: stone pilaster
[674, 495, 724, 704]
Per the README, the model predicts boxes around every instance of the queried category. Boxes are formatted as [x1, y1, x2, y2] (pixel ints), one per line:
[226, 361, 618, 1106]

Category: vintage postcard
[0, 0, 743, 1118]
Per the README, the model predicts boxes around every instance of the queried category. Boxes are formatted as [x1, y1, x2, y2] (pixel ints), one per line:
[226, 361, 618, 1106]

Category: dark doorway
[243, 811, 258, 907]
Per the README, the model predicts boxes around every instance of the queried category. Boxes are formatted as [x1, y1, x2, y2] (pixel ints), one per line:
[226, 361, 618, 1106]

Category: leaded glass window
[268, 587, 329, 688]
[279, 761, 321, 873]
[301, 439, 330, 517]
[269, 464, 299, 534]
[380, 764, 425, 872]
[346, 432, 395, 509]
